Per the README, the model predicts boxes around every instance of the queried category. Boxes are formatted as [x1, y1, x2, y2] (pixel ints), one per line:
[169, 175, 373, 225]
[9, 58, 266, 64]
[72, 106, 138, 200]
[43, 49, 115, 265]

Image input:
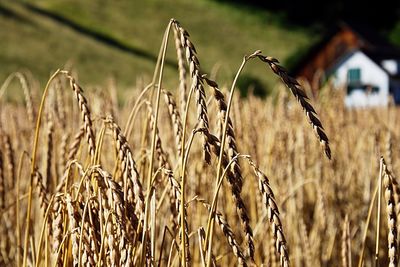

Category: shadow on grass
[23, 3, 177, 69]
[0, 3, 36, 25]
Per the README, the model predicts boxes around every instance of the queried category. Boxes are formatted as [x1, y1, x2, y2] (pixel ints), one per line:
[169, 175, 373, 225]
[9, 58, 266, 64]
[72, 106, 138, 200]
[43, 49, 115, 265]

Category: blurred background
[1, 0, 400, 97]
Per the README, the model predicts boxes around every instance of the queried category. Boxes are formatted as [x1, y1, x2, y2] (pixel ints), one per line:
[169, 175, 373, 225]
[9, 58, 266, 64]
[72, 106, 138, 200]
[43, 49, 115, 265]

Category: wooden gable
[296, 25, 362, 82]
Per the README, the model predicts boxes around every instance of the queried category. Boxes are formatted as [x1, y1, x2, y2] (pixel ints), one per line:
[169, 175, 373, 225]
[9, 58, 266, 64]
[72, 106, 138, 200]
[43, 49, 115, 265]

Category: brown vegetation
[0, 19, 398, 267]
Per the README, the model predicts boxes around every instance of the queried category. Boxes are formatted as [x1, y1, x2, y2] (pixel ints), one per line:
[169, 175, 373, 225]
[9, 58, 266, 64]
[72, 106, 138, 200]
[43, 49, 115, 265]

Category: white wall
[333, 50, 389, 107]
[382, 59, 398, 75]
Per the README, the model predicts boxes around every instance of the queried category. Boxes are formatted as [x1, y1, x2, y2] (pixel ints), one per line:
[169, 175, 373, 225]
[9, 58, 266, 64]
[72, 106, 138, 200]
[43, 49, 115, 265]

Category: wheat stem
[23, 69, 60, 267]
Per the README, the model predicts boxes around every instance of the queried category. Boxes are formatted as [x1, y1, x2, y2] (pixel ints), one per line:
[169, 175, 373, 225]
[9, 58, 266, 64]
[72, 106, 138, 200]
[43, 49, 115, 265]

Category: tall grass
[0, 19, 398, 267]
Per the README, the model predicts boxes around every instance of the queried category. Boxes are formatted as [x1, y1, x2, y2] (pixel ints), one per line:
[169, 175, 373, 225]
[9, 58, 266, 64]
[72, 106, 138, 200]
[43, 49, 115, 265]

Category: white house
[331, 50, 391, 107]
[291, 22, 400, 107]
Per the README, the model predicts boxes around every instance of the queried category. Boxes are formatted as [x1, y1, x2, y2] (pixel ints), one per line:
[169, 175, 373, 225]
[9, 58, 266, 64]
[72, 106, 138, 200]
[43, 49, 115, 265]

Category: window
[347, 68, 361, 83]
[347, 84, 379, 95]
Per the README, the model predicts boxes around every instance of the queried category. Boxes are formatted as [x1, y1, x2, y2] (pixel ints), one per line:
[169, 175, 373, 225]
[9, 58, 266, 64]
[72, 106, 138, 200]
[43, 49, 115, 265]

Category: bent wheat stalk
[257, 55, 331, 159]
[206, 51, 261, 265]
[172, 19, 212, 164]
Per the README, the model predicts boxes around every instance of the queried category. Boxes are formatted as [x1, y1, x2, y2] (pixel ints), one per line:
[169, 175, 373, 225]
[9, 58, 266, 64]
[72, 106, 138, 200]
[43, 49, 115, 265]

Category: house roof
[362, 49, 400, 79]
[328, 48, 400, 81]
[290, 21, 400, 77]
[345, 21, 394, 49]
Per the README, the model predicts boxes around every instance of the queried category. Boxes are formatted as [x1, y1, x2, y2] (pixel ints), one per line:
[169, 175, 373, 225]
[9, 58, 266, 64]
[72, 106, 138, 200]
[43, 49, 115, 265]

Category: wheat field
[0, 19, 398, 267]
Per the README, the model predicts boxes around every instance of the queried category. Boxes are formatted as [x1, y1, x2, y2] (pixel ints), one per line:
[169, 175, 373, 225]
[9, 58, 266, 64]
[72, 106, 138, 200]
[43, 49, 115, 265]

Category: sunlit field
[0, 19, 398, 267]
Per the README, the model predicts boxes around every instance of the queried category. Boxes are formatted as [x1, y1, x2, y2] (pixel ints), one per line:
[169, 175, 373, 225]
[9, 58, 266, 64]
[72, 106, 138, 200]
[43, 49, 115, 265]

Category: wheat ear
[382, 159, 398, 267]
[173, 26, 188, 115]
[247, 157, 290, 267]
[104, 117, 145, 219]
[51, 195, 64, 267]
[67, 125, 85, 165]
[65, 193, 81, 267]
[198, 198, 247, 266]
[341, 215, 351, 267]
[165, 169, 191, 264]
[172, 19, 211, 164]
[162, 89, 183, 158]
[204, 77, 244, 191]
[257, 55, 331, 159]
[61, 71, 96, 162]
[33, 169, 49, 212]
[202, 130, 254, 260]
[44, 118, 54, 191]
[2, 131, 15, 191]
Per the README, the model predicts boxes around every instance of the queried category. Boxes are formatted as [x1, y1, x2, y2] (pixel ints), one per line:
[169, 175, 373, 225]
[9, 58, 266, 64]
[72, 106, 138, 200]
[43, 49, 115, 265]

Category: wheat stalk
[162, 89, 183, 158]
[172, 19, 211, 164]
[33, 169, 49, 212]
[67, 125, 85, 166]
[247, 157, 290, 267]
[66, 193, 81, 267]
[257, 55, 331, 159]
[197, 198, 247, 266]
[173, 26, 188, 115]
[341, 215, 351, 267]
[203, 129, 254, 260]
[382, 159, 398, 267]
[1, 131, 15, 191]
[61, 71, 96, 162]
[104, 117, 145, 219]
[44, 117, 54, 191]
[0, 150, 4, 211]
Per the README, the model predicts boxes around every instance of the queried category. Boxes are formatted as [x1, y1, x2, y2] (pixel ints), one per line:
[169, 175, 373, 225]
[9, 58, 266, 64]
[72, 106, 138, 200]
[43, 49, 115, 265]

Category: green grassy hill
[1, 0, 315, 93]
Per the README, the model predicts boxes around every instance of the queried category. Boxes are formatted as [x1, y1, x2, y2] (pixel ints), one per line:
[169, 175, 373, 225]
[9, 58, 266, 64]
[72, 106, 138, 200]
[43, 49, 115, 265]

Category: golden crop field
[0, 19, 398, 267]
